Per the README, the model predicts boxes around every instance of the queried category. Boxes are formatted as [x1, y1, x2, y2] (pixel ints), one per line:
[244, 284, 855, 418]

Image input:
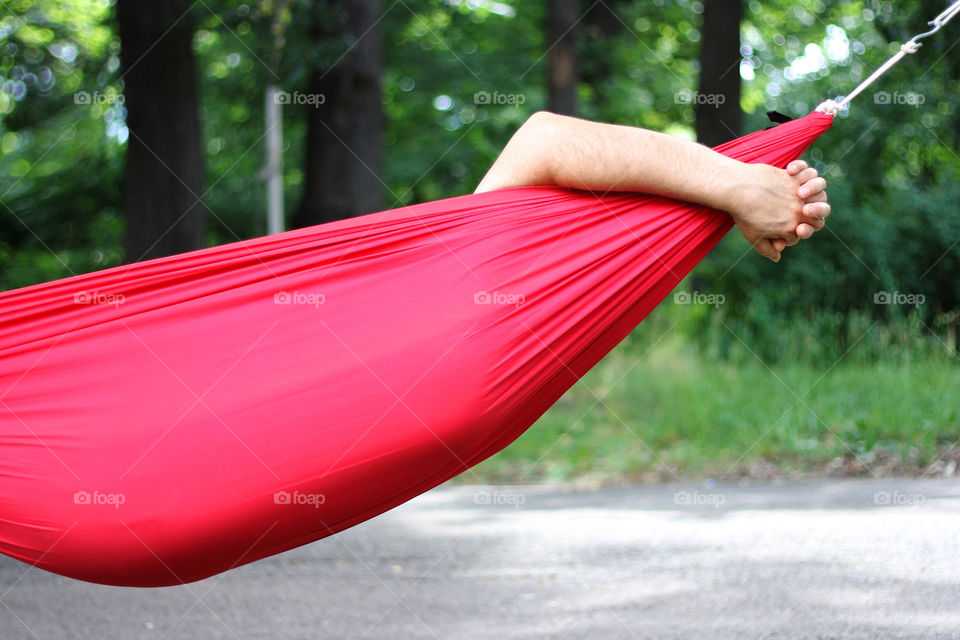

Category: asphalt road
[2, 478, 959, 640]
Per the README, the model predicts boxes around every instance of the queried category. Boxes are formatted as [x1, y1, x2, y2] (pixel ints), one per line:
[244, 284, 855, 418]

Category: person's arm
[475, 111, 830, 262]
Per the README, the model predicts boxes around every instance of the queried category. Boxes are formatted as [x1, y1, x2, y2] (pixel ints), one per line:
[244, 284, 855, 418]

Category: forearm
[474, 111, 750, 213]
[475, 110, 832, 262]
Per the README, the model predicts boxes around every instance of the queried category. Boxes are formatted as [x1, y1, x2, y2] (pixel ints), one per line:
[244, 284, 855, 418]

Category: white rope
[824, 0, 960, 113]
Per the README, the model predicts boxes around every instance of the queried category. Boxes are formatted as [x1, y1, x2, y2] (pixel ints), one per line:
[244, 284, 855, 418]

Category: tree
[293, 0, 384, 227]
[546, 0, 579, 116]
[695, 0, 742, 146]
[116, 0, 206, 262]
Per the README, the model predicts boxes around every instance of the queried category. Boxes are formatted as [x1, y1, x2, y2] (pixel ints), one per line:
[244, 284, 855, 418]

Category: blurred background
[1, 0, 958, 483]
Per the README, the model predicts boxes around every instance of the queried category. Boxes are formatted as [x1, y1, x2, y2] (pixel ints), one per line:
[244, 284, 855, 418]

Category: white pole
[265, 85, 284, 235]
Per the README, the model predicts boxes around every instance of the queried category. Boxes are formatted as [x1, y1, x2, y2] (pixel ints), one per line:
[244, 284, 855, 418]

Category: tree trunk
[695, 0, 742, 146]
[293, 0, 383, 228]
[547, 0, 579, 116]
[117, 0, 205, 262]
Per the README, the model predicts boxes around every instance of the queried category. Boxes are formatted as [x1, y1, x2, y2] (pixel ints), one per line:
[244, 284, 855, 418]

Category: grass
[466, 320, 960, 484]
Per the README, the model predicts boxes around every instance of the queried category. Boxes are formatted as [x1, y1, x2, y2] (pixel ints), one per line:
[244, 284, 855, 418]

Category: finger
[757, 239, 781, 262]
[787, 160, 808, 175]
[802, 202, 831, 218]
[772, 238, 786, 252]
[795, 167, 819, 184]
[782, 232, 800, 247]
[803, 191, 828, 204]
[796, 223, 815, 239]
[798, 177, 827, 199]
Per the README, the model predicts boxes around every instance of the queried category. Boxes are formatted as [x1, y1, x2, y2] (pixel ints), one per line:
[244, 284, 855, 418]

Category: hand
[726, 160, 831, 261]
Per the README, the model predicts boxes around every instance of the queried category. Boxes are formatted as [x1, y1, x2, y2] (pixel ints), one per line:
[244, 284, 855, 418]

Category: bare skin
[475, 111, 831, 262]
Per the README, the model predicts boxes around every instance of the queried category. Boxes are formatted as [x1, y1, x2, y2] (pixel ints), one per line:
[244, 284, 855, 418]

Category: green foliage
[0, 0, 124, 289]
[468, 329, 960, 482]
[381, 0, 547, 204]
[192, 2, 277, 243]
[695, 177, 960, 363]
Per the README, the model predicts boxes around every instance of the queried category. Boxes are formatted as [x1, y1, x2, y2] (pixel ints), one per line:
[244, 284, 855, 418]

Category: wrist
[714, 161, 760, 222]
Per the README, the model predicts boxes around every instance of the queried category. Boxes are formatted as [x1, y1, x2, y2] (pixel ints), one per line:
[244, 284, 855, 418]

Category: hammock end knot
[815, 99, 841, 116]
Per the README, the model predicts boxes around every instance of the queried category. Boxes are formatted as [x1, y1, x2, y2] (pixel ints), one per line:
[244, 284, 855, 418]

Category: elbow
[515, 111, 560, 181]
[527, 110, 555, 123]
[523, 111, 560, 135]
[477, 111, 561, 193]
[508, 112, 567, 150]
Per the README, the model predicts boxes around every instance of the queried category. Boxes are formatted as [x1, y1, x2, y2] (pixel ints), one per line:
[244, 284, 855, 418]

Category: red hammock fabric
[0, 112, 833, 587]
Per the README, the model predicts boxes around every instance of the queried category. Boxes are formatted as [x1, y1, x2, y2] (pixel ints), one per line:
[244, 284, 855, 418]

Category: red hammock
[0, 111, 833, 586]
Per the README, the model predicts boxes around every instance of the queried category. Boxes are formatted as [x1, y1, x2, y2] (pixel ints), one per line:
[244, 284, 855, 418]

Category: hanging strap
[825, 0, 960, 112]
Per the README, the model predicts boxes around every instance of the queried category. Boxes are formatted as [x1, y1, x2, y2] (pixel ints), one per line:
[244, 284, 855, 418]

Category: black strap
[766, 110, 794, 124]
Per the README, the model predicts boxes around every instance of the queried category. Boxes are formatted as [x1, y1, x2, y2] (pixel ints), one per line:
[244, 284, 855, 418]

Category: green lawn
[466, 328, 960, 484]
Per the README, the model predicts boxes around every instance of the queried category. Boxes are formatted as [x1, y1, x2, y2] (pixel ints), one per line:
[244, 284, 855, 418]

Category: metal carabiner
[908, 0, 960, 49]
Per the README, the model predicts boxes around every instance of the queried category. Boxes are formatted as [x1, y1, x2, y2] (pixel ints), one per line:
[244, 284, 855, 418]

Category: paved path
[2, 478, 959, 639]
